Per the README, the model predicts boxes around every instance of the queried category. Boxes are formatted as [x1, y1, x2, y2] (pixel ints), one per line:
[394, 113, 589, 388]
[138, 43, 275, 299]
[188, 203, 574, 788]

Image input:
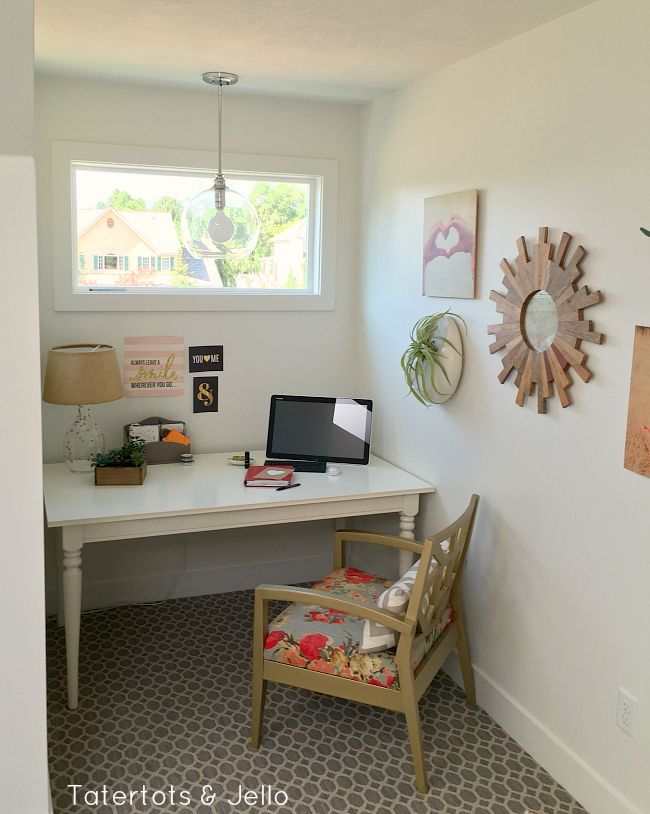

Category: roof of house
[77, 207, 180, 255]
[270, 217, 306, 243]
[181, 247, 211, 282]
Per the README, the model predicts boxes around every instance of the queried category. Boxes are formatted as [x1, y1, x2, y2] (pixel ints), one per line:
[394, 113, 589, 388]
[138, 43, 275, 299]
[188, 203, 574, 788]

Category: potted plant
[93, 437, 148, 485]
[401, 311, 465, 405]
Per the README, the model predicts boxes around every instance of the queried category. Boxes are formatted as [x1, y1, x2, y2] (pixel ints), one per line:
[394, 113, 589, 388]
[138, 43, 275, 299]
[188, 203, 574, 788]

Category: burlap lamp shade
[43, 344, 123, 405]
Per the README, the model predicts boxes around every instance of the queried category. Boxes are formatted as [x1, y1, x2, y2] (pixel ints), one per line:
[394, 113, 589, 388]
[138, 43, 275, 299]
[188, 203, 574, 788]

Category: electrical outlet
[616, 688, 637, 737]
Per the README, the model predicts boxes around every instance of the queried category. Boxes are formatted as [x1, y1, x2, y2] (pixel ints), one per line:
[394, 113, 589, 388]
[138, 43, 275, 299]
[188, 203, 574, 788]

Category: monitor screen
[266, 395, 373, 464]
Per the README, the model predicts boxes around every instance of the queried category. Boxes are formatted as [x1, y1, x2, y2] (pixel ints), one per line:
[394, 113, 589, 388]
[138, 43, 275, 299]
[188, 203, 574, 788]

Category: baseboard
[443, 652, 643, 814]
[45, 554, 332, 614]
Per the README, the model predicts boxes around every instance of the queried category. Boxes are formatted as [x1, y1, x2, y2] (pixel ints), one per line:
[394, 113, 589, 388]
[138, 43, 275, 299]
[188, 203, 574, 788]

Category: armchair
[251, 495, 479, 793]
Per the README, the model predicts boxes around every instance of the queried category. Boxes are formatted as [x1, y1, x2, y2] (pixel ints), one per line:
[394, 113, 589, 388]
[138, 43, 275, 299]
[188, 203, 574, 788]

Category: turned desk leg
[398, 493, 420, 574]
[62, 525, 83, 710]
[56, 531, 65, 627]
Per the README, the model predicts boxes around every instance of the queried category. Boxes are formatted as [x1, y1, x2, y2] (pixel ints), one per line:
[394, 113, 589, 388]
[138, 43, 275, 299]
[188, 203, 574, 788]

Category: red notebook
[244, 465, 293, 487]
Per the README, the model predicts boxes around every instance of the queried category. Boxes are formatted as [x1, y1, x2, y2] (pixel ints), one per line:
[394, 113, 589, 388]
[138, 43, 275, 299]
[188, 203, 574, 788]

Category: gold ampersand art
[197, 382, 214, 407]
[488, 228, 605, 414]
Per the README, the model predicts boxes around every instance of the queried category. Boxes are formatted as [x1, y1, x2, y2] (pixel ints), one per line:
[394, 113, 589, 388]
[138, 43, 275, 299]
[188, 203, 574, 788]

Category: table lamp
[43, 343, 123, 473]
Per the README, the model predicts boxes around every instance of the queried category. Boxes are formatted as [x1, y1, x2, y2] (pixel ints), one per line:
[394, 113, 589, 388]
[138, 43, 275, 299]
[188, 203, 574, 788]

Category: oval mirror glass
[522, 290, 558, 352]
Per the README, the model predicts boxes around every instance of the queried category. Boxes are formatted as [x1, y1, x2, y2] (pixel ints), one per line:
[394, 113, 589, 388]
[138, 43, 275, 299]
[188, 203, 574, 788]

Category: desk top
[43, 451, 435, 527]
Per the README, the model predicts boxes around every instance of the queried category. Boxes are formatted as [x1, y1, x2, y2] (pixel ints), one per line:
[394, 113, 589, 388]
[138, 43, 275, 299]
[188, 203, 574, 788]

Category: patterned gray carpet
[46, 589, 589, 814]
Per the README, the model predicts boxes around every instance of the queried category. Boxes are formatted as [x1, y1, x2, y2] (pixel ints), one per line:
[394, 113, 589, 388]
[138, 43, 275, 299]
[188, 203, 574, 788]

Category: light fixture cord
[211, 76, 227, 210]
[217, 80, 223, 176]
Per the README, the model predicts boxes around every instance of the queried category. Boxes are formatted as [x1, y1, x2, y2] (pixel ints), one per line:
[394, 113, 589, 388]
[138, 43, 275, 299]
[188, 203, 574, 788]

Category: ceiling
[35, 0, 596, 102]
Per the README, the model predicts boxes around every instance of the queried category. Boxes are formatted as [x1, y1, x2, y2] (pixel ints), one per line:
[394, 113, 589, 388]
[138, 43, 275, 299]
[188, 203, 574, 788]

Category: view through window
[74, 167, 311, 291]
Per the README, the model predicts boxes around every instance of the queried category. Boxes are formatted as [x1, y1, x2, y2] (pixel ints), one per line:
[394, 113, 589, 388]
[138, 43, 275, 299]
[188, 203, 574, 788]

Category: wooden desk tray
[124, 416, 190, 465]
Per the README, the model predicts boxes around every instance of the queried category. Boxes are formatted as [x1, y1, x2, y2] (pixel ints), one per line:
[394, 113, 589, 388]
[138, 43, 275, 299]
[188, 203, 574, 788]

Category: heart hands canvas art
[423, 189, 478, 299]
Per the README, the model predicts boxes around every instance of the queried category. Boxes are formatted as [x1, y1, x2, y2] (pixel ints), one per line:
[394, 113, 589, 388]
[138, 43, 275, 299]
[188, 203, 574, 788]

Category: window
[94, 255, 127, 271]
[75, 169, 311, 291]
[52, 141, 337, 311]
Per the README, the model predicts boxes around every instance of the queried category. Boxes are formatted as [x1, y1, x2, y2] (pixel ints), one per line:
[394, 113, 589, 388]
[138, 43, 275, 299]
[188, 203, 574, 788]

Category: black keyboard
[265, 459, 327, 473]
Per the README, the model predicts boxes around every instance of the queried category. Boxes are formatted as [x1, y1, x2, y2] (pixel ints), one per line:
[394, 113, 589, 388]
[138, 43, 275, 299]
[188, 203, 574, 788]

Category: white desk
[43, 451, 435, 709]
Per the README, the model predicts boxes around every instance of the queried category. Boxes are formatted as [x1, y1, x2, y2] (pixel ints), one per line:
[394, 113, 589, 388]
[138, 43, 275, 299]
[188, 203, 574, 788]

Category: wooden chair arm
[334, 529, 424, 553]
[254, 584, 412, 635]
[333, 529, 423, 570]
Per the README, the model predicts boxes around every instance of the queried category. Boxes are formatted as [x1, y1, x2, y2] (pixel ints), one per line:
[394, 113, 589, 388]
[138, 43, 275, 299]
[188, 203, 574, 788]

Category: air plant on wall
[641, 228, 650, 237]
[400, 311, 465, 405]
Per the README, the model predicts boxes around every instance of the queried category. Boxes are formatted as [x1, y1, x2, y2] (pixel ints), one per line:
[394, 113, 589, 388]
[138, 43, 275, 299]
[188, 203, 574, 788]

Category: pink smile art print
[422, 189, 477, 299]
[123, 336, 185, 397]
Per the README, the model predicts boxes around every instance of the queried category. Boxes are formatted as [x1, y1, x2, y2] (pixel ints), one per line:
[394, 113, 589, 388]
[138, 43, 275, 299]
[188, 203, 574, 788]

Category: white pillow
[358, 541, 449, 654]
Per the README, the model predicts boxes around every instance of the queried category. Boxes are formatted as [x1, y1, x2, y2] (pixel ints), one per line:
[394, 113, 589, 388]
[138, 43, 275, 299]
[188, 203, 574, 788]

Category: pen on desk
[276, 482, 300, 491]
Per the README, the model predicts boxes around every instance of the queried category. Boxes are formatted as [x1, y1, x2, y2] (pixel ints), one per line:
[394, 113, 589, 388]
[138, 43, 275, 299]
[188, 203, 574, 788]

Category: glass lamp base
[64, 405, 105, 474]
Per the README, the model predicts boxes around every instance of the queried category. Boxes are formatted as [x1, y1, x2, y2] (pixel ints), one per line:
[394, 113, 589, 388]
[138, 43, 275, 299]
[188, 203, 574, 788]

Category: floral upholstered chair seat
[263, 567, 452, 690]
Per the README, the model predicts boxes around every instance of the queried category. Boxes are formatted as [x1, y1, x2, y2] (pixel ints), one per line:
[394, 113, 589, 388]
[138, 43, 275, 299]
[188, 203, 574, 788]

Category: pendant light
[181, 72, 259, 260]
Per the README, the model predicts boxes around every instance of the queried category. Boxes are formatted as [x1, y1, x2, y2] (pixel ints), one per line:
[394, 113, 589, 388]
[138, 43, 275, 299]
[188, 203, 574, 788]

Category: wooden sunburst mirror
[488, 228, 604, 414]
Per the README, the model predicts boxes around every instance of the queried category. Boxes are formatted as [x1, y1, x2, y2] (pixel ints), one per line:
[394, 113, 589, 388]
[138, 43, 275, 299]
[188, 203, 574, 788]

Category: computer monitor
[266, 395, 373, 465]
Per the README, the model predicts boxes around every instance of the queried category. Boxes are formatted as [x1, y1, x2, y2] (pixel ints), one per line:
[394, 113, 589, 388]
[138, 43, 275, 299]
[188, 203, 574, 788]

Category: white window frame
[161, 257, 170, 271]
[52, 140, 337, 312]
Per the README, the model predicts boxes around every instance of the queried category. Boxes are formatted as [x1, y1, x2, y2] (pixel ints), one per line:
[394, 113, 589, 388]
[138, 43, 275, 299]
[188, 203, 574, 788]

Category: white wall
[358, 1, 650, 812]
[35, 76, 362, 610]
[0, 1, 50, 812]
[0, 0, 34, 155]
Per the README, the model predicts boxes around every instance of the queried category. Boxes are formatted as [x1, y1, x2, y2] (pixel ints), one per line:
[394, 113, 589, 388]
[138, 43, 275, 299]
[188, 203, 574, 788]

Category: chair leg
[455, 610, 476, 705]
[251, 672, 267, 748]
[252, 590, 269, 748]
[403, 697, 428, 794]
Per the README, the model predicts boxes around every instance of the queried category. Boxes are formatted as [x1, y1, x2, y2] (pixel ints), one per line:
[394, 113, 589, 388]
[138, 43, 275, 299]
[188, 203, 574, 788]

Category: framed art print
[423, 189, 477, 299]
[123, 336, 185, 397]
[625, 326, 650, 478]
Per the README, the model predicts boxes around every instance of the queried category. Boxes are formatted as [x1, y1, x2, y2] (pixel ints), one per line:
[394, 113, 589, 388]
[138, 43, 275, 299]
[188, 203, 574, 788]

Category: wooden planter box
[95, 462, 147, 486]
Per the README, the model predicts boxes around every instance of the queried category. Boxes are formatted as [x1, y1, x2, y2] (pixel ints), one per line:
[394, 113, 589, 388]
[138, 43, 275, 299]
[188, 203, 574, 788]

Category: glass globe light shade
[181, 184, 259, 260]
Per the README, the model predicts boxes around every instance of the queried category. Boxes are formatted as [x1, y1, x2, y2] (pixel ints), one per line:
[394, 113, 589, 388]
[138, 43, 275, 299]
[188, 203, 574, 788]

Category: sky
[75, 168, 260, 209]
